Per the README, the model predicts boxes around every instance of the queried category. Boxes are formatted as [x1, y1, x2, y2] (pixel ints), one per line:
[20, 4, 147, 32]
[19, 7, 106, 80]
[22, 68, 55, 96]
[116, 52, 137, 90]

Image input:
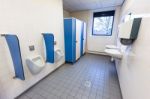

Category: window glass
[92, 11, 115, 36]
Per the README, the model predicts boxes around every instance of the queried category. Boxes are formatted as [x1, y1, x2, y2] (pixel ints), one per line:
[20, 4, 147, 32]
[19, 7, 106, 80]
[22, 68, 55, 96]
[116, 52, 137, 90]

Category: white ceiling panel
[63, 0, 124, 12]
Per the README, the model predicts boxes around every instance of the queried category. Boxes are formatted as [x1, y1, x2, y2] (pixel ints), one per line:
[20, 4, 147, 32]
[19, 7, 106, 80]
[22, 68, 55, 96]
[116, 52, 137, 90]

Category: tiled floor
[17, 54, 122, 99]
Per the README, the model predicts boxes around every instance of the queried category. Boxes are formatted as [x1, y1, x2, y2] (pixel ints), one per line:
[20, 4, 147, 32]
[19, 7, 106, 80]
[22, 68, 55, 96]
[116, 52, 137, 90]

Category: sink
[105, 49, 123, 59]
[105, 45, 119, 49]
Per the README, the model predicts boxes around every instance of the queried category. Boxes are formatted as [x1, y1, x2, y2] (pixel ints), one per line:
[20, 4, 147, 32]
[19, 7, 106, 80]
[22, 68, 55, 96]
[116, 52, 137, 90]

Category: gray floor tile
[17, 54, 122, 99]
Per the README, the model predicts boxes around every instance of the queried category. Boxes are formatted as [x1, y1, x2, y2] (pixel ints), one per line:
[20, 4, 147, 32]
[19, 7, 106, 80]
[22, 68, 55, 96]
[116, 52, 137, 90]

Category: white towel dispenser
[118, 18, 142, 45]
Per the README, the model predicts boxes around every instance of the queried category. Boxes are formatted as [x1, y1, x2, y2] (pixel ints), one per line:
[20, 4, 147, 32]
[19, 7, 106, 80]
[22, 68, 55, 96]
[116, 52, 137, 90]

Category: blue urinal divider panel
[4, 35, 25, 80]
[42, 33, 54, 63]
[80, 22, 84, 56]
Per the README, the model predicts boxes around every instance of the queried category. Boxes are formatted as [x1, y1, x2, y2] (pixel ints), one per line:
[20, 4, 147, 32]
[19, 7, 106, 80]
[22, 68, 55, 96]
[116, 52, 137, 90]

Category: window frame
[92, 10, 115, 36]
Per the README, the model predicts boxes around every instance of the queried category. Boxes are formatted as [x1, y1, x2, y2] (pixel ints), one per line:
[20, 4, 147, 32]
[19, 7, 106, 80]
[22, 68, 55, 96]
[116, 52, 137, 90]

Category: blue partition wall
[64, 18, 76, 63]
[80, 22, 84, 56]
[42, 33, 54, 63]
[4, 35, 25, 80]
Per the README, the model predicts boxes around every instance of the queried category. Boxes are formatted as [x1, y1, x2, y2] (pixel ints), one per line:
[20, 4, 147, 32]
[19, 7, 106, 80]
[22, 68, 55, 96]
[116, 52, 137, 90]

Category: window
[92, 11, 115, 36]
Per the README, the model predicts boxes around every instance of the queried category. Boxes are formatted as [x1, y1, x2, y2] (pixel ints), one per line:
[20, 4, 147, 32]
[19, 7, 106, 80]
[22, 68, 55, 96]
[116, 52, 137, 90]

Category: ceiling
[63, 0, 124, 12]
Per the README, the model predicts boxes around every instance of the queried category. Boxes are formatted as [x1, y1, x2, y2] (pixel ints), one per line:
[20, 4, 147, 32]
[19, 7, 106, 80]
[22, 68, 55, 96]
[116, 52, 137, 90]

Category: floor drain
[84, 81, 91, 88]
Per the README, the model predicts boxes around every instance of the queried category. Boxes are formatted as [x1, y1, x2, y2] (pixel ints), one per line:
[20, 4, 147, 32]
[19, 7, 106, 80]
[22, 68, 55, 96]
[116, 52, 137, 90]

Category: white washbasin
[105, 45, 119, 49]
[105, 49, 123, 59]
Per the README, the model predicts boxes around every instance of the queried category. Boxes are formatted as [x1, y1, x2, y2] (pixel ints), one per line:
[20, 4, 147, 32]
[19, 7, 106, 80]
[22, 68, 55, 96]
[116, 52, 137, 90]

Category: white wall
[0, 0, 65, 99]
[116, 0, 150, 99]
[70, 6, 121, 54]
[63, 10, 70, 18]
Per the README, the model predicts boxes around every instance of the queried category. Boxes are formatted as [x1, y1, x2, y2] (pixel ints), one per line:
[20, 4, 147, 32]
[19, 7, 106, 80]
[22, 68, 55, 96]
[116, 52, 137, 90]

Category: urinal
[54, 48, 64, 62]
[26, 55, 45, 75]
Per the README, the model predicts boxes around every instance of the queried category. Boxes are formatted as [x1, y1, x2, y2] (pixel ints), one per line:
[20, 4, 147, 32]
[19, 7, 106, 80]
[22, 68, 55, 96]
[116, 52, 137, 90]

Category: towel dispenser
[118, 18, 142, 45]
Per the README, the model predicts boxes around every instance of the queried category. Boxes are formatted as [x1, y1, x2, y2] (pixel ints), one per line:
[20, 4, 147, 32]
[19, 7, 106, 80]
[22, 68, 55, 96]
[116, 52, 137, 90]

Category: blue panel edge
[80, 22, 84, 56]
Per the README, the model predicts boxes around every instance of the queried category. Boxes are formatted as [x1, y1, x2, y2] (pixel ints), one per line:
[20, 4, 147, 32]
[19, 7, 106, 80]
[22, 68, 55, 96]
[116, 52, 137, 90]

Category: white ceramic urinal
[26, 55, 45, 75]
[54, 48, 64, 62]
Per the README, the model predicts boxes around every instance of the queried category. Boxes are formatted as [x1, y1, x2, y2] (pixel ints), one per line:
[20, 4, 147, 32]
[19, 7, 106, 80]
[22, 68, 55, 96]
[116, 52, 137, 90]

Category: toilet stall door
[83, 22, 87, 54]
[76, 19, 82, 60]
